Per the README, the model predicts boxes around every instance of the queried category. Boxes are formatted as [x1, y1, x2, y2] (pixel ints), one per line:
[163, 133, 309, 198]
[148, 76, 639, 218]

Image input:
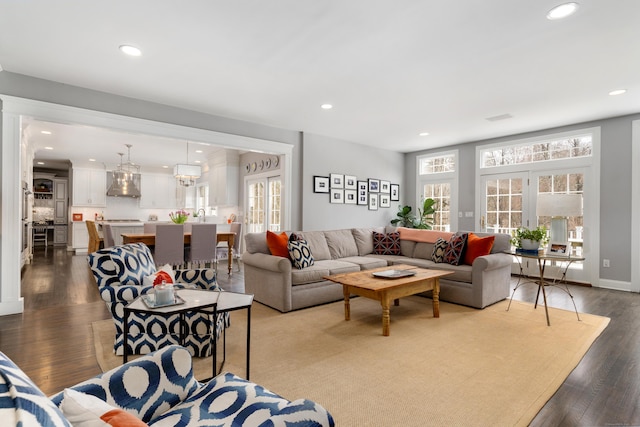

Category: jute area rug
[93, 296, 609, 427]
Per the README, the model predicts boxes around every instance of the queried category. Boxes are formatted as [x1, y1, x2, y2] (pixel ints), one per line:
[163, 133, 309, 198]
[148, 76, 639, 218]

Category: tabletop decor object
[510, 225, 548, 251]
[169, 209, 190, 224]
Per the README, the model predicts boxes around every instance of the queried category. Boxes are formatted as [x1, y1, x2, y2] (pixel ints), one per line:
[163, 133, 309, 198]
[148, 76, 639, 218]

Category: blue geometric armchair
[87, 242, 229, 357]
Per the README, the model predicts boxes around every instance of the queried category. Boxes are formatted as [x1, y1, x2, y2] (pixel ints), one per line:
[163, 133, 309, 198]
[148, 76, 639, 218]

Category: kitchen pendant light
[174, 141, 201, 187]
[107, 144, 141, 197]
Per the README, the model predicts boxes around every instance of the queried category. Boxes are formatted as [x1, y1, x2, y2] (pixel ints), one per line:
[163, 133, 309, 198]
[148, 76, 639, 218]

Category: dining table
[121, 231, 236, 275]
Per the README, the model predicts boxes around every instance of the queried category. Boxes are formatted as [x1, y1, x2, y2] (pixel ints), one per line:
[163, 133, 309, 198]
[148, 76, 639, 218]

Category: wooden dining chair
[187, 223, 217, 269]
[154, 224, 185, 267]
[86, 220, 103, 253]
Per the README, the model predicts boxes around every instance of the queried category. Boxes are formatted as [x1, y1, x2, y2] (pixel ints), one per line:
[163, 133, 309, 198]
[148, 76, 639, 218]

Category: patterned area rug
[93, 296, 609, 426]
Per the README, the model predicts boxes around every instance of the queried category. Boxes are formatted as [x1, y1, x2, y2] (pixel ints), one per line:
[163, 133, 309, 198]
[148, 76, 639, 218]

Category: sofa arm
[99, 283, 150, 304]
[471, 252, 512, 272]
[50, 346, 199, 424]
[242, 252, 292, 273]
[175, 268, 218, 290]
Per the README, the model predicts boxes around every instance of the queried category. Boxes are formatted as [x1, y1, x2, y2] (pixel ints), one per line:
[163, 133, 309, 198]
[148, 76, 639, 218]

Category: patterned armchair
[87, 243, 229, 357]
[1, 345, 335, 426]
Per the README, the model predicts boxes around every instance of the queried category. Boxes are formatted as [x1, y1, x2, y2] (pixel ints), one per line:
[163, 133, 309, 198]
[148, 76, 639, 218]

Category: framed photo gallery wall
[314, 174, 399, 210]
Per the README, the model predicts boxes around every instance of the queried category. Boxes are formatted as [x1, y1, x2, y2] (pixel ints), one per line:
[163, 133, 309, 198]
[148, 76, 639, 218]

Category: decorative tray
[372, 269, 417, 279]
[142, 294, 186, 309]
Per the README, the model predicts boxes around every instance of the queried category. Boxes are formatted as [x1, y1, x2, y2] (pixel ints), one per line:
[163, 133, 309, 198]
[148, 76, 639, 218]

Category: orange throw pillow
[266, 230, 290, 258]
[463, 233, 495, 265]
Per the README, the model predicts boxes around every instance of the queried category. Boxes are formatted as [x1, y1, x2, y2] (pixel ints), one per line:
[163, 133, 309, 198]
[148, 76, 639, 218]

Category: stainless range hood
[106, 145, 141, 198]
[106, 171, 141, 198]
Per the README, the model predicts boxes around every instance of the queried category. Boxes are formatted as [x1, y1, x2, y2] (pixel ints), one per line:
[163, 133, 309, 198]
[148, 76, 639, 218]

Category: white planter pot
[520, 239, 541, 250]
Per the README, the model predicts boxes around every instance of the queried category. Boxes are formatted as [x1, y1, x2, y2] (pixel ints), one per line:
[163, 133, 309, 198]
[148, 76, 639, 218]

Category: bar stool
[187, 223, 217, 269]
[32, 222, 48, 247]
[154, 224, 185, 267]
[86, 220, 103, 253]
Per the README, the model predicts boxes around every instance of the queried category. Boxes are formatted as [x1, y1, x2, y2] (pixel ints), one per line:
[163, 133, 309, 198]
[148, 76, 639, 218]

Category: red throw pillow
[464, 233, 495, 265]
[266, 230, 290, 258]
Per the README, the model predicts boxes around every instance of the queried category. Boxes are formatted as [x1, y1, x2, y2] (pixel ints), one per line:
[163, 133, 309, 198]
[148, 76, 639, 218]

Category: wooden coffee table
[325, 264, 453, 336]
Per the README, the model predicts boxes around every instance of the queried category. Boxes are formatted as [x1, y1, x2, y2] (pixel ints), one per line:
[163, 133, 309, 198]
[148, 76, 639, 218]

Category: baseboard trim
[596, 278, 633, 292]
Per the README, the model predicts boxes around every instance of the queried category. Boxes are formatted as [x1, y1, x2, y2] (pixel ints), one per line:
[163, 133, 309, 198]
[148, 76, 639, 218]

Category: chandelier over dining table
[174, 141, 201, 187]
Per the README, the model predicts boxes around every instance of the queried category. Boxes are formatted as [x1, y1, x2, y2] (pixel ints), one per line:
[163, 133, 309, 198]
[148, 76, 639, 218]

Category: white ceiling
[1, 1, 639, 166]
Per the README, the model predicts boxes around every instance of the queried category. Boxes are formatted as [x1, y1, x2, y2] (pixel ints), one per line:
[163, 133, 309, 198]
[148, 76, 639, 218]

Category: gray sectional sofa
[242, 227, 512, 312]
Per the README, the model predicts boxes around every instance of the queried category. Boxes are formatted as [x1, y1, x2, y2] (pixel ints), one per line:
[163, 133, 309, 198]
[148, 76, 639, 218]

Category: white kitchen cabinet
[72, 168, 106, 207]
[71, 221, 89, 253]
[139, 173, 178, 208]
[208, 149, 239, 206]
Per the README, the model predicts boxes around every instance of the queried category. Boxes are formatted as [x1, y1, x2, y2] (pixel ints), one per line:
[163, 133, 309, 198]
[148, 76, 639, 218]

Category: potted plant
[415, 198, 436, 230]
[511, 226, 549, 250]
[390, 205, 417, 228]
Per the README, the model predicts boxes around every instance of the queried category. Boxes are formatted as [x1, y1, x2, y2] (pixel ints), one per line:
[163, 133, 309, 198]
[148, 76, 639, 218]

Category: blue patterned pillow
[431, 237, 449, 263]
[288, 239, 314, 269]
[0, 351, 72, 426]
[443, 233, 468, 265]
[110, 243, 156, 286]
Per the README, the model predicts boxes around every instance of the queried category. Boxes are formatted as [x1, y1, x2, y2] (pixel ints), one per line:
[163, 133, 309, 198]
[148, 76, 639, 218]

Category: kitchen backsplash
[33, 207, 54, 222]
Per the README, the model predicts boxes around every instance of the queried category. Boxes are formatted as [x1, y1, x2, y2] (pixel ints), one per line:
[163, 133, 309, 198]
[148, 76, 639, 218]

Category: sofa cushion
[352, 227, 385, 255]
[291, 260, 359, 286]
[431, 238, 449, 263]
[288, 239, 315, 269]
[298, 231, 331, 261]
[443, 233, 468, 266]
[245, 232, 271, 255]
[110, 243, 156, 287]
[60, 388, 147, 426]
[325, 229, 359, 259]
[266, 231, 290, 258]
[340, 256, 388, 270]
[464, 233, 495, 265]
[400, 239, 417, 257]
[412, 241, 436, 260]
[0, 351, 72, 427]
[373, 231, 401, 255]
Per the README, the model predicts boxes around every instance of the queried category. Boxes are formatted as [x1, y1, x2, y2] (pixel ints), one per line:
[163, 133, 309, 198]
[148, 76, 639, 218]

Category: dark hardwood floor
[2, 247, 640, 425]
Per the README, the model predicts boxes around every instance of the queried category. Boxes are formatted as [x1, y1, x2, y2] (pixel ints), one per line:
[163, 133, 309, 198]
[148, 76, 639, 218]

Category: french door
[480, 168, 590, 283]
[245, 175, 282, 233]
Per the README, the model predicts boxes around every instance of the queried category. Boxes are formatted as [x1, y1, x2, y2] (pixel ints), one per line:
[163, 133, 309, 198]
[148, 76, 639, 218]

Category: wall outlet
[603, 259, 610, 268]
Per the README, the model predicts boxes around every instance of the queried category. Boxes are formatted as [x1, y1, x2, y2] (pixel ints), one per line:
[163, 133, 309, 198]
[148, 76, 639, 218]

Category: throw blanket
[398, 227, 453, 243]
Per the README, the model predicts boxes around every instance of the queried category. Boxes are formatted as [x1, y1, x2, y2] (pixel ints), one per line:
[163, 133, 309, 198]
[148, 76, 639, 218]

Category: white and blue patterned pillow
[110, 243, 156, 286]
[288, 239, 314, 269]
[0, 351, 72, 426]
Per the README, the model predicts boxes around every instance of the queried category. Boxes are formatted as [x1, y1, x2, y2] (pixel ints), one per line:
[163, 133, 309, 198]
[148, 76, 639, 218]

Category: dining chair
[32, 222, 48, 247]
[154, 224, 185, 267]
[216, 222, 242, 273]
[187, 223, 217, 269]
[143, 222, 157, 234]
[102, 224, 115, 248]
[85, 220, 103, 253]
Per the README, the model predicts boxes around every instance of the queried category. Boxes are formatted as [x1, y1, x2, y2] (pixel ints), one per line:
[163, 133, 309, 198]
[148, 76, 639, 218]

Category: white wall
[301, 133, 404, 231]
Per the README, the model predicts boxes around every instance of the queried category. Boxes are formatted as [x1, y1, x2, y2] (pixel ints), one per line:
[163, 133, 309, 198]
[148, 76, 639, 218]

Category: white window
[246, 175, 282, 233]
[480, 135, 592, 168]
[417, 151, 458, 231]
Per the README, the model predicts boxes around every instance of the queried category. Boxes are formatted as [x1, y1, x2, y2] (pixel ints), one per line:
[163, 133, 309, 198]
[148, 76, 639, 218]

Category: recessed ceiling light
[546, 2, 579, 20]
[162, 165, 169, 169]
[419, 132, 430, 137]
[44, 146, 53, 150]
[119, 44, 142, 57]
[321, 104, 333, 110]
[40, 130, 52, 135]
[195, 160, 201, 164]
[89, 158, 96, 162]
[609, 89, 627, 96]
[195, 149, 203, 153]
[36, 161, 45, 165]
